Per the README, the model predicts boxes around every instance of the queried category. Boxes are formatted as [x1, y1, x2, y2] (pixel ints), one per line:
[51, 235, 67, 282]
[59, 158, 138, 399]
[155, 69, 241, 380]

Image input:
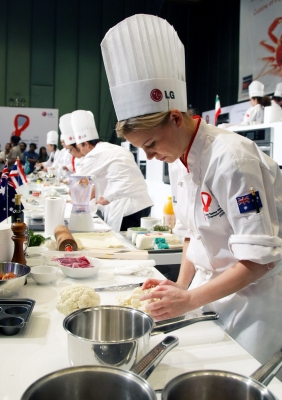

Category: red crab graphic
[255, 17, 282, 79]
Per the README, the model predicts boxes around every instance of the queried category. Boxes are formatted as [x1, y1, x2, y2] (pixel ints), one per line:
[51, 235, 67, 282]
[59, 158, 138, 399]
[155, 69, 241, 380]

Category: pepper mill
[11, 221, 27, 265]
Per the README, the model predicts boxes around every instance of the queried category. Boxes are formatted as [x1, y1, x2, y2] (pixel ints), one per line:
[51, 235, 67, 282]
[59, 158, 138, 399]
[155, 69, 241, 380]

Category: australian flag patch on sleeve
[236, 191, 263, 214]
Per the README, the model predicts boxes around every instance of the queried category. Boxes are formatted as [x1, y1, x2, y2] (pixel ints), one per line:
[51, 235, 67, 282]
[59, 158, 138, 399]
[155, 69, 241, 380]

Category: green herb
[28, 230, 50, 247]
[152, 225, 170, 231]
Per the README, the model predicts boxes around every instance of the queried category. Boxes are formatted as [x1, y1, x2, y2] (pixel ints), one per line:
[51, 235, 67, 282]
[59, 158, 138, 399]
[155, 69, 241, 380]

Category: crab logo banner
[238, 0, 282, 101]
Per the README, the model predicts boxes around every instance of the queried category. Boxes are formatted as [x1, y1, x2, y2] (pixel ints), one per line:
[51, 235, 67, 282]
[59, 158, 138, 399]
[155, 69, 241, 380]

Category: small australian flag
[236, 191, 262, 214]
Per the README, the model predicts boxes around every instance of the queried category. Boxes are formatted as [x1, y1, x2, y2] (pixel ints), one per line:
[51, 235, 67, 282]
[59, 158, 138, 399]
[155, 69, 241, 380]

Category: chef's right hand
[142, 279, 180, 290]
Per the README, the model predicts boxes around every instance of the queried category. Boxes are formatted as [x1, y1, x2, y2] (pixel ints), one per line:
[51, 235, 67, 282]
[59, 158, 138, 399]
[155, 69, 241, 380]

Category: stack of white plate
[0, 224, 14, 262]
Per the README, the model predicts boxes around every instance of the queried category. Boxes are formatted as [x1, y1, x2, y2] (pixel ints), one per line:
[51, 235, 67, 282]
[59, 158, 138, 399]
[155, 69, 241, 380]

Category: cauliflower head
[117, 286, 159, 314]
[56, 284, 100, 315]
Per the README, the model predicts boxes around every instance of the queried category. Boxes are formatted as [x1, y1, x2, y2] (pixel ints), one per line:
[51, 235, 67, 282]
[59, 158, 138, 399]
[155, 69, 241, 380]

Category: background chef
[101, 14, 282, 373]
[37, 130, 60, 171]
[71, 109, 153, 231]
[59, 113, 83, 174]
[241, 80, 271, 125]
[271, 82, 282, 107]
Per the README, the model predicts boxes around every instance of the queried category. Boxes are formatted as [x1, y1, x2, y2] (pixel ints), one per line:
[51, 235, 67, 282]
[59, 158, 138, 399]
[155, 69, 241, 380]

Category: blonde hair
[116, 110, 193, 138]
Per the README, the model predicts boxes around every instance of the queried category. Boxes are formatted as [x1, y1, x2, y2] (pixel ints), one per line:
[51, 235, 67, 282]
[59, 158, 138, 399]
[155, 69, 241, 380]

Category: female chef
[36, 130, 60, 171]
[241, 80, 271, 125]
[101, 14, 282, 368]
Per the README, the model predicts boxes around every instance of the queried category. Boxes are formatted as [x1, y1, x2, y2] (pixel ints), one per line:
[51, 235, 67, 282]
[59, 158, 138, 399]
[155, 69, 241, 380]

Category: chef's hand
[140, 284, 190, 320]
[97, 197, 110, 205]
[142, 278, 180, 290]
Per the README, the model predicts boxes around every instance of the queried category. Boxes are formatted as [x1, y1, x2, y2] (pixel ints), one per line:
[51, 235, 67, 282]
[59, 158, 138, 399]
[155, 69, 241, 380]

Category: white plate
[58, 257, 102, 279]
[26, 246, 48, 257]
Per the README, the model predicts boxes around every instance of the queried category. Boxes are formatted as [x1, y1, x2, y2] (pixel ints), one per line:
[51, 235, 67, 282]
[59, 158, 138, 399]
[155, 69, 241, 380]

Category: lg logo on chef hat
[150, 89, 163, 102]
[150, 89, 176, 102]
[101, 14, 187, 121]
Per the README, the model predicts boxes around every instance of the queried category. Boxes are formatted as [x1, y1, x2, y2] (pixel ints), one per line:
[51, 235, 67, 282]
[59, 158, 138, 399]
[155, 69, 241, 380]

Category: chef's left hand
[140, 284, 190, 320]
[97, 197, 110, 205]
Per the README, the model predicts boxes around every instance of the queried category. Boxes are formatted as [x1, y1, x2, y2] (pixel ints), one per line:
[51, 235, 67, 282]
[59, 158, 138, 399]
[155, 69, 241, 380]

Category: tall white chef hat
[101, 14, 187, 121]
[249, 80, 264, 98]
[46, 130, 58, 145]
[274, 82, 282, 97]
[59, 113, 76, 145]
[71, 110, 99, 145]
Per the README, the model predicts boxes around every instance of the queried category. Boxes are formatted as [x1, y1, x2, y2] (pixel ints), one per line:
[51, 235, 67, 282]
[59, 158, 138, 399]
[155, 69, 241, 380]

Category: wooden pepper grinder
[11, 221, 27, 265]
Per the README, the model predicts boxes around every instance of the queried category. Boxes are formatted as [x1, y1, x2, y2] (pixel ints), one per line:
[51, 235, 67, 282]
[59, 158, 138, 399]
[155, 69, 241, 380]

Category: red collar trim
[180, 115, 201, 172]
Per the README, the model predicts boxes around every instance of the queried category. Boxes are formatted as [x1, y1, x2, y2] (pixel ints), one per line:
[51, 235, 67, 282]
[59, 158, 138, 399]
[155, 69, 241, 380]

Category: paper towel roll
[0, 224, 14, 261]
[264, 106, 282, 123]
[44, 197, 66, 236]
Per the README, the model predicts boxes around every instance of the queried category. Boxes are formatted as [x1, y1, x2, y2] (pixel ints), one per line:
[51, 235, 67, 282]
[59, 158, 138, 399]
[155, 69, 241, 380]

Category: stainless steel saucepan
[161, 347, 282, 400]
[63, 305, 218, 369]
[21, 335, 178, 400]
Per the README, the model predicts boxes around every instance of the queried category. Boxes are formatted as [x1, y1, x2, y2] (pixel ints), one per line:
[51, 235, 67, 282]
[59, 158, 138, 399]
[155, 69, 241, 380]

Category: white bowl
[59, 257, 102, 279]
[30, 266, 57, 284]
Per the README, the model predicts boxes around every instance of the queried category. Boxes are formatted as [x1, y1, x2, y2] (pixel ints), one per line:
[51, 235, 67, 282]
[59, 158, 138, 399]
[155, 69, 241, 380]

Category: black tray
[0, 298, 35, 336]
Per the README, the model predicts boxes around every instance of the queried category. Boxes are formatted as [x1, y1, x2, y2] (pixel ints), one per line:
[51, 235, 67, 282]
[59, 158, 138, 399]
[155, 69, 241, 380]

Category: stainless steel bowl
[0, 262, 31, 297]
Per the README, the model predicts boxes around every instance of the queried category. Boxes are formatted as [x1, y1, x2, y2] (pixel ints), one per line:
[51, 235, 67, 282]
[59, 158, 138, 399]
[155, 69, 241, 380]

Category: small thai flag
[236, 191, 262, 214]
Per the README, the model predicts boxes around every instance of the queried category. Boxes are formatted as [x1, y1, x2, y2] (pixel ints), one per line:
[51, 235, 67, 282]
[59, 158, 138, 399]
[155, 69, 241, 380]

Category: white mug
[140, 217, 160, 229]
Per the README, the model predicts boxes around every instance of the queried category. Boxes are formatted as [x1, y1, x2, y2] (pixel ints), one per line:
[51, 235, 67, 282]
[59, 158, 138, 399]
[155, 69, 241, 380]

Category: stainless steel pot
[21, 335, 178, 400]
[161, 347, 282, 400]
[63, 305, 218, 369]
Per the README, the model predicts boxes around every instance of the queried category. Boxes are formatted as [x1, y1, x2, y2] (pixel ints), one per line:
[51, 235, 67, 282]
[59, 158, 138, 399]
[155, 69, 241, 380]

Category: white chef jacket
[42, 149, 61, 168]
[241, 104, 264, 125]
[79, 142, 153, 231]
[52, 148, 72, 170]
[271, 99, 281, 107]
[170, 117, 282, 366]
[74, 156, 84, 174]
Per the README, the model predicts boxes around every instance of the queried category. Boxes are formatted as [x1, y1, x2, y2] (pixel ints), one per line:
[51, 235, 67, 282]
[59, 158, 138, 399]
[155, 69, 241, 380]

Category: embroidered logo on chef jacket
[236, 191, 262, 214]
[201, 192, 225, 218]
[201, 192, 212, 212]
[150, 89, 175, 102]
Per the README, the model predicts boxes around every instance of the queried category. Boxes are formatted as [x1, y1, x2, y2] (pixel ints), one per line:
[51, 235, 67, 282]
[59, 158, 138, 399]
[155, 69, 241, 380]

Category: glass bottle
[163, 196, 175, 229]
[11, 194, 24, 223]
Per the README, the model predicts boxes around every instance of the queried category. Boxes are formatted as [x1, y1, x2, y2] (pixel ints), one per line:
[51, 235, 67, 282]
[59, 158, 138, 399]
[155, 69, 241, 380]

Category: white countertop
[1, 264, 282, 400]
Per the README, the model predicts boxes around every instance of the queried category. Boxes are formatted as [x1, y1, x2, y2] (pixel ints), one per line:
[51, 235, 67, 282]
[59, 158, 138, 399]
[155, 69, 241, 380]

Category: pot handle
[250, 347, 282, 386]
[151, 311, 219, 335]
[130, 335, 179, 380]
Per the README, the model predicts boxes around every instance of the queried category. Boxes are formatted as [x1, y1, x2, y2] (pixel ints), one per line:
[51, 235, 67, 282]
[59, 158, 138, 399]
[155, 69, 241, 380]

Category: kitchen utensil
[68, 174, 94, 232]
[63, 305, 218, 368]
[0, 298, 35, 336]
[161, 347, 282, 400]
[0, 262, 31, 297]
[94, 282, 143, 291]
[21, 336, 178, 400]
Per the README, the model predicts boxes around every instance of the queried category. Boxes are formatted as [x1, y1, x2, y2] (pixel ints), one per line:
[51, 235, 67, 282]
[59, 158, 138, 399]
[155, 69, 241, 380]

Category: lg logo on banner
[150, 89, 175, 102]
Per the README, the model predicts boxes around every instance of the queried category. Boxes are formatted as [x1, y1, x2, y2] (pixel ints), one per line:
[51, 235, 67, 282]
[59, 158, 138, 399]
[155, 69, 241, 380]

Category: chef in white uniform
[271, 82, 282, 107]
[101, 14, 282, 369]
[71, 110, 153, 232]
[52, 132, 73, 174]
[59, 114, 84, 173]
[37, 130, 60, 170]
[241, 81, 268, 125]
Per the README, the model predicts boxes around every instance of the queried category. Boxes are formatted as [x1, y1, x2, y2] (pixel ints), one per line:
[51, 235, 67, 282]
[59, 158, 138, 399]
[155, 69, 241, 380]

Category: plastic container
[163, 196, 175, 229]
